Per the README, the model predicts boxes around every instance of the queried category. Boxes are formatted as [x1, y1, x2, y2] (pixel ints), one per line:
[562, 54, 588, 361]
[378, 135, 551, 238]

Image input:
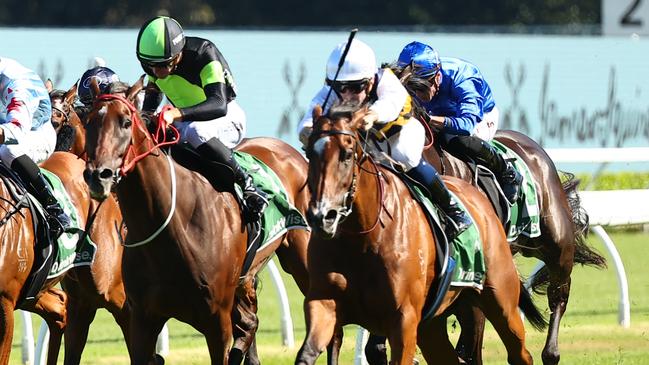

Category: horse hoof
[154, 354, 165, 365]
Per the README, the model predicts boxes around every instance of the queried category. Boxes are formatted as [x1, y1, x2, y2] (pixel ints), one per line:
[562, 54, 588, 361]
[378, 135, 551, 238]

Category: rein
[96, 94, 179, 176]
[311, 127, 385, 234]
[93, 95, 179, 248]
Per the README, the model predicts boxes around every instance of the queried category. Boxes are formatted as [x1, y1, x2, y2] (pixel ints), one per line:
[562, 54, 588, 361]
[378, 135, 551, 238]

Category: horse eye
[341, 149, 353, 161]
[122, 118, 132, 128]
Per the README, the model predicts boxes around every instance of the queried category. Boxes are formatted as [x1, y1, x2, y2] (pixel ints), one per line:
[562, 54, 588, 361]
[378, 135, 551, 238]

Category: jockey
[297, 39, 471, 240]
[136, 16, 267, 221]
[0, 57, 71, 237]
[396, 41, 522, 203]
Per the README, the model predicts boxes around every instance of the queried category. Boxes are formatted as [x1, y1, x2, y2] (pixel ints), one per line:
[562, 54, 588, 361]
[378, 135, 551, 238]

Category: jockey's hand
[299, 126, 313, 148]
[428, 115, 446, 132]
[159, 107, 182, 127]
[361, 110, 379, 131]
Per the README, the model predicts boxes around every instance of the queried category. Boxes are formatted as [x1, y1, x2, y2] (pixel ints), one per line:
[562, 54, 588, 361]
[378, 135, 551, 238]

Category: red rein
[96, 94, 180, 175]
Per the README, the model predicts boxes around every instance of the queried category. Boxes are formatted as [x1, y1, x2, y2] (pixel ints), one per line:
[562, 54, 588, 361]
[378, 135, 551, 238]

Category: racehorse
[0, 151, 124, 365]
[82, 79, 311, 365]
[46, 81, 86, 158]
[356, 64, 608, 365]
[295, 102, 545, 365]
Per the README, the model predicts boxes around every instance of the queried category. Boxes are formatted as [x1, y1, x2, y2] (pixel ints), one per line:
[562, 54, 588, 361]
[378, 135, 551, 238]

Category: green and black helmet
[136, 16, 186, 65]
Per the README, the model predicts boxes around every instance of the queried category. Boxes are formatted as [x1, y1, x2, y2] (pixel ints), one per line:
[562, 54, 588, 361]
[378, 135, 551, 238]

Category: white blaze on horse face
[312, 136, 331, 158]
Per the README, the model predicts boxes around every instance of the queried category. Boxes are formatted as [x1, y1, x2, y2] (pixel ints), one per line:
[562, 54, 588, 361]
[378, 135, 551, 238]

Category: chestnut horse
[46, 81, 86, 157]
[358, 65, 607, 365]
[82, 81, 311, 364]
[0, 151, 123, 365]
[296, 103, 545, 365]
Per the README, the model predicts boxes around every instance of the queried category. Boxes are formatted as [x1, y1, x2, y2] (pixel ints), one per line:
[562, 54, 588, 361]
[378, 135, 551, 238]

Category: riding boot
[196, 138, 268, 221]
[407, 160, 472, 241]
[450, 135, 523, 203]
[11, 155, 72, 238]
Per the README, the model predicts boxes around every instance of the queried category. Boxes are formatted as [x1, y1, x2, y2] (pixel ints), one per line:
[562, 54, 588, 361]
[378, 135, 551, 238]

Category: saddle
[0, 164, 56, 306]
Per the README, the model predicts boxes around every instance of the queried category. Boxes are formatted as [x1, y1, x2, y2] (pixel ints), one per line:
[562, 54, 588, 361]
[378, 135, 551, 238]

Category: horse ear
[45, 79, 53, 93]
[312, 104, 323, 120]
[126, 74, 145, 103]
[63, 82, 78, 105]
[89, 77, 101, 101]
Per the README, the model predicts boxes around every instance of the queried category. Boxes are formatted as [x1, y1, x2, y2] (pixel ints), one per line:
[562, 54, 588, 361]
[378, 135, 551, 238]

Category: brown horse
[82, 80, 311, 364]
[0, 151, 124, 365]
[296, 102, 544, 365]
[360, 65, 606, 365]
[46, 81, 86, 158]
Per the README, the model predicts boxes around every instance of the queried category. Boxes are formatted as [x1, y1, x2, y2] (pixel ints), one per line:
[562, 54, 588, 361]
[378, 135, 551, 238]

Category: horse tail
[518, 281, 547, 331]
[530, 172, 607, 293]
[562, 172, 607, 268]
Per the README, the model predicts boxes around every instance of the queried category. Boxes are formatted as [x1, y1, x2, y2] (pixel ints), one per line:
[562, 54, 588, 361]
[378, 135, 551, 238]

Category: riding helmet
[326, 39, 376, 82]
[77, 66, 120, 106]
[136, 16, 186, 64]
[397, 41, 441, 78]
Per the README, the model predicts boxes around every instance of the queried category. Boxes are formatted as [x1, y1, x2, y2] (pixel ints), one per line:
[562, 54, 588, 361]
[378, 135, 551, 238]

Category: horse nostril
[83, 169, 92, 183]
[324, 210, 338, 221]
[99, 168, 114, 179]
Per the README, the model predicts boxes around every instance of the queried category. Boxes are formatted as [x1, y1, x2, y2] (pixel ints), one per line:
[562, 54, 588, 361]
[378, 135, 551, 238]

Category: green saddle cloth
[489, 140, 541, 241]
[409, 184, 486, 289]
[233, 151, 309, 251]
[39, 169, 97, 279]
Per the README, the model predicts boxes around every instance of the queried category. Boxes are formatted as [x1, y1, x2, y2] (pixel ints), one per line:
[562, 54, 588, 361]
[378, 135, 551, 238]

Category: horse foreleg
[295, 299, 337, 365]
[127, 306, 167, 365]
[29, 288, 67, 365]
[454, 301, 486, 365]
[230, 277, 259, 365]
[0, 297, 15, 365]
[204, 308, 234, 365]
[326, 326, 343, 365]
[243, 338, 259, 365]
[62, 291, 98, 365]
[418, 316, 459, 365]
[386, 308, 419, 365]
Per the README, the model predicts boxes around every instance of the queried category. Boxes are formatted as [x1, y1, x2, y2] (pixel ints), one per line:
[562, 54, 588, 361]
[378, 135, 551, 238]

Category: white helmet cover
[326, 39, 376, 82]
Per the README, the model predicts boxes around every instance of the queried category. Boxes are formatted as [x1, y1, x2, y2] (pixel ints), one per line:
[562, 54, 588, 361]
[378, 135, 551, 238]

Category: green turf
[10, 231, 649, 364]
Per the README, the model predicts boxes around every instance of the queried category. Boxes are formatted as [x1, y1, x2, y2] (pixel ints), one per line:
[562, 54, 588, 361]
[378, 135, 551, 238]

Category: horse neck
[346, 158, 383, 234]
[70, 115, 86, 158]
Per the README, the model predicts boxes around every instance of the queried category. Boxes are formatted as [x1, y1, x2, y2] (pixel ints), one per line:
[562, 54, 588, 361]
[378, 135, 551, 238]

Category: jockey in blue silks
[397, 41, 522, 203]
[0, 57, 71, 237]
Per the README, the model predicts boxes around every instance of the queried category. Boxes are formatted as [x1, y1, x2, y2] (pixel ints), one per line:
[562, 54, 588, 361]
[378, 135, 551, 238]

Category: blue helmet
[78, 66, 120, 106]
[397, 41, 441, 78]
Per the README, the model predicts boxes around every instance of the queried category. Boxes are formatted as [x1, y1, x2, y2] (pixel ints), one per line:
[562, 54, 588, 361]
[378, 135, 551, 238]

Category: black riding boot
[196, 138, 268, 221]
[407, 160, 472, 241]
[447, 135, 523, 203]
[12, 155, 71, 238]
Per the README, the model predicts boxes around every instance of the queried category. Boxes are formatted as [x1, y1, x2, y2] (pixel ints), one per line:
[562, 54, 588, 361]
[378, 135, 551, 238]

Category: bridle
[308, 125, 385, 235]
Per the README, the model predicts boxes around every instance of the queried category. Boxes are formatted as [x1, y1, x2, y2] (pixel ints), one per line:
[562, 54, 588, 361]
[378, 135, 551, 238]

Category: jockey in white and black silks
[136, 16, 267, 221]
[297, 39, 471, 240]
[397, 41, 522, 203]
[0, 56, 71, 237]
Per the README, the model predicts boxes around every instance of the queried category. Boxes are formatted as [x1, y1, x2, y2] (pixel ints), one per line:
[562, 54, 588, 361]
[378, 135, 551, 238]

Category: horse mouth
[307, 207, 340, 239]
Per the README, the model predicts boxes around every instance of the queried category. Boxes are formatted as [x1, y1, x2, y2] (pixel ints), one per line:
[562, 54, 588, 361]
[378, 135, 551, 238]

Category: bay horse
[0, 151, 123, 365]
[82, 80, 311, 365]
[47, 78, 313, 365]
[296, 102, 545, 365]
[357, 64, 608, 365]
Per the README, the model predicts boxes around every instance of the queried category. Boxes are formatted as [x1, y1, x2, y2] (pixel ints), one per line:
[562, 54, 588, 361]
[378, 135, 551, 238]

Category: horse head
[305, 100, 371, 238]
[47, 81, 78, 133]
[83, 76, 145, 201]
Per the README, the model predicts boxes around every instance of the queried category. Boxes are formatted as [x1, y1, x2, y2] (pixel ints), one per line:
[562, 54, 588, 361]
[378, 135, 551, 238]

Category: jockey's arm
[370, 69, 407, 124]
[435, 77, 484, 135]
[177, 82, 228, 121]
[1, 84, 34, 144]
